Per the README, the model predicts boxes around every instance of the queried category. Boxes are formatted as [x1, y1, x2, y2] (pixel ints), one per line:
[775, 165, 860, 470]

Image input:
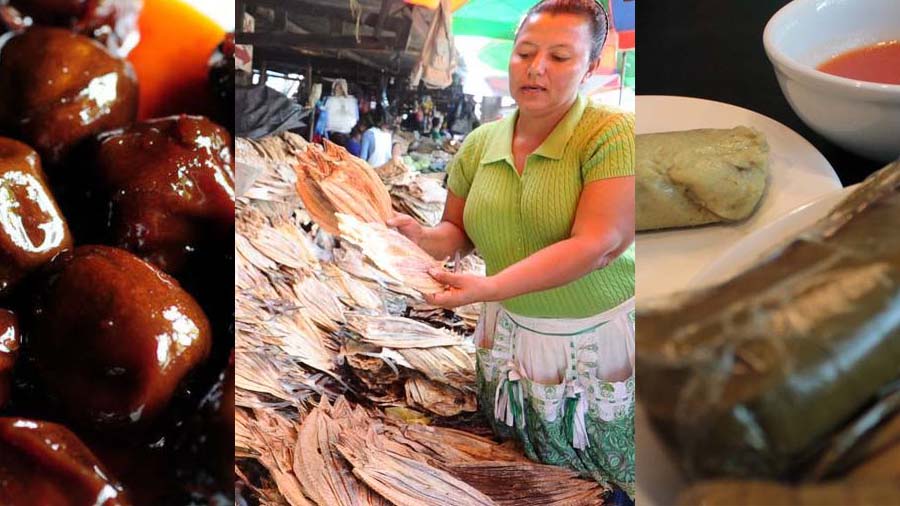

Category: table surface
[636, 0, 886, 185]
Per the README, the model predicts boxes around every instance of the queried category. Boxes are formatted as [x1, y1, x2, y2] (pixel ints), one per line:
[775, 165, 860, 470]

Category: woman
[360, 112, 393, 167]
[388, 0, 635, 498]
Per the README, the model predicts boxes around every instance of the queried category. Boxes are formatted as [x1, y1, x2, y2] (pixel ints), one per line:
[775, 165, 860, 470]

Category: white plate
[635, 96, 842, 302]
[636, 96, 842, 506]
[694, 185, 855, 287]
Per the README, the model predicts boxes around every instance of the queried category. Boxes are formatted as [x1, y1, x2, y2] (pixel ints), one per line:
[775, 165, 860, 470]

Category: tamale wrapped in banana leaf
[638, 161, 900, 479]
[677, 480, 900, 506]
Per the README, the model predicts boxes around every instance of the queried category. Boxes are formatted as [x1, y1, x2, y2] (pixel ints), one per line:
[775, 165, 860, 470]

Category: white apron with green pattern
[475, 299, 635, 498]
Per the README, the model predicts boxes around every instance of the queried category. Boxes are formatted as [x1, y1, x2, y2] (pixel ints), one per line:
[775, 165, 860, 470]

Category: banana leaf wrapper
[677, 480, 900, 506]
[637, 161, 900, 479]
[810, 382, 900, 479]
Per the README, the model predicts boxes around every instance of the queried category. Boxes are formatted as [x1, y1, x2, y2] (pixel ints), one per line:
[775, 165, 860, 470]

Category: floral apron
[474, 298, 635, 498]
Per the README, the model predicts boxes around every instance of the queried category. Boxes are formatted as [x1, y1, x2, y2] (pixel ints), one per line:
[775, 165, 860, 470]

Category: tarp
[236, 84, 308, 139]
[452, 0, 612, 40]
[452, 0, 633, 97]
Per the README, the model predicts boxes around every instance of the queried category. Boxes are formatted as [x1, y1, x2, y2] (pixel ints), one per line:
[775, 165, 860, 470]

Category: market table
[636, 0, 885, 185]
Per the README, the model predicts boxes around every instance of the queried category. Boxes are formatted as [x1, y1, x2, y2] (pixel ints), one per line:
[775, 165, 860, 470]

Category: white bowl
[763, 0, 900, 162]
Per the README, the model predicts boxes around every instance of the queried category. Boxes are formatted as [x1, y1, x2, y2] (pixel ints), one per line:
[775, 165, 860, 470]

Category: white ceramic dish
[694, 185, 855, 287]
[763, 0, 900, 162]
[635, 95, 841, 302]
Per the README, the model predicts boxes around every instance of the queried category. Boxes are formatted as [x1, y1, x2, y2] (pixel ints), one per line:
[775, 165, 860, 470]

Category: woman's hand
[386, 212, 424, 245]
[425, 269, 498, 308]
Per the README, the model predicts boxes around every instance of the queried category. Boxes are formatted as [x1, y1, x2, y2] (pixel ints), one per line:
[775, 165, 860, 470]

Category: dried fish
[236, 132, 591, 506]
[248, 218, 320, 270]
[392, 423, 527, 464]
[247, 409, 315, 506]
[323, 264, 384, 310]
[346, 313, 464, 348]
[447, 461, 606, 506]
[338, 213, 445, 295]
[392, 176, 448, 227]
[294, 140, 393, 235]
[677, 480, 900, 506]
[399, 344, 476, 390]
[405, 375, 477, 417]
[335, 428, 498, 506]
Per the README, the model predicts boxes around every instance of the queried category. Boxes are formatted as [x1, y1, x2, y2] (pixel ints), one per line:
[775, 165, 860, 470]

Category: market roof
[236, 0, 431, 78]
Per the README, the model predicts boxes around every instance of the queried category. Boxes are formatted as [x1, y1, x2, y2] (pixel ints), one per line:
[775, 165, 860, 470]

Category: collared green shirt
[447, 94, 634, 318]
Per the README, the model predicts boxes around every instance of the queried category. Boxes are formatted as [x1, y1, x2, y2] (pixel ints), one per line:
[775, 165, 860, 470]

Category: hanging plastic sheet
[236, 84, 308, 139]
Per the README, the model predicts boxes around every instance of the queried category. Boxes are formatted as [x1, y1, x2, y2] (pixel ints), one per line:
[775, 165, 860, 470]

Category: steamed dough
[636, 126, 769, 231]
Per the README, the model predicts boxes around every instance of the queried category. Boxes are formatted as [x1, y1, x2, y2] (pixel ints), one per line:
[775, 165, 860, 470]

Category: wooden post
[307, 63, 315, 141]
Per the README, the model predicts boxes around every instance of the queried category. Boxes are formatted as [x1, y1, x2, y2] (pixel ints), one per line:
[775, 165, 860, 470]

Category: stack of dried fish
[235, 132, 605, 505]
[291, 140, 449, 299]
[374, 157, 415, 186]
[392, 175, 447, 227]
[294, 139, 394, 235]
[374, 157, 448, 227]
[237, 132, 309, 219]
[238, 397, 606, 506]
[337, 213, 444, 296]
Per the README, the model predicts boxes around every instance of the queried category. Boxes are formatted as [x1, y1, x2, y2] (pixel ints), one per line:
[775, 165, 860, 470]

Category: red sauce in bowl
[817, 40, 900, 85]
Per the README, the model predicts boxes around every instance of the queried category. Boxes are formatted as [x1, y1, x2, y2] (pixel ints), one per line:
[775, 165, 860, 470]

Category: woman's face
[509, 12, 597, 116]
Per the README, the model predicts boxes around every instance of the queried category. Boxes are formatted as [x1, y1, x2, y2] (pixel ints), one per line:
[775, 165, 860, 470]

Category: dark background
[636, 1, 885, 185]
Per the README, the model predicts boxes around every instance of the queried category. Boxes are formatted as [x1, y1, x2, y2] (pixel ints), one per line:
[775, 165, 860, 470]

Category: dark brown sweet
[0, 417, 131, 506]
[10, 0, 142, 56]
[0, 310, 18, 409]
[91, 115, 234, 275]
[29, 245, 212, 431]
[0, 137, 73, 296]
[0, 27, 138, 165]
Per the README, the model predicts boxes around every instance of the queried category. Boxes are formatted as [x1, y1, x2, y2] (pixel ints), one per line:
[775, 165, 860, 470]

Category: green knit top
[447, 94, 634, 318]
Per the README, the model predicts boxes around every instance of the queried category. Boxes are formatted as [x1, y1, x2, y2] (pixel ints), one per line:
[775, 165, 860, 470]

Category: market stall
[235, 1, 636, 505]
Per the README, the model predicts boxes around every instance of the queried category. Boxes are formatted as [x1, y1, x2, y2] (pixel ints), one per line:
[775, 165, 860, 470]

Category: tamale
[637, 161, 900, 479]
[676, 480, 900, 506]
[811, 385, 900, 479]
[636, 126, 769, 230]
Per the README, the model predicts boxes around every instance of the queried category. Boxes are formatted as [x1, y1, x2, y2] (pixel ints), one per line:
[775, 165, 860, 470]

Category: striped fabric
[447, 94, 635, 318]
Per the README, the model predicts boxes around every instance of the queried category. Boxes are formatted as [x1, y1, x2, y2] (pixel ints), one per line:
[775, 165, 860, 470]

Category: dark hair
[516, 0, 609, 62]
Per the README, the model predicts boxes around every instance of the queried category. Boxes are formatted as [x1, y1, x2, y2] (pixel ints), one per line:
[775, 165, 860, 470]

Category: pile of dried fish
[294, 139, 394, 235]
[236, 131, 309, 219]
[373, 158, 448, 226]
[239, 397, 605, 506]
[392, 175, 447, 227]
[236, 133, 608, 505]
